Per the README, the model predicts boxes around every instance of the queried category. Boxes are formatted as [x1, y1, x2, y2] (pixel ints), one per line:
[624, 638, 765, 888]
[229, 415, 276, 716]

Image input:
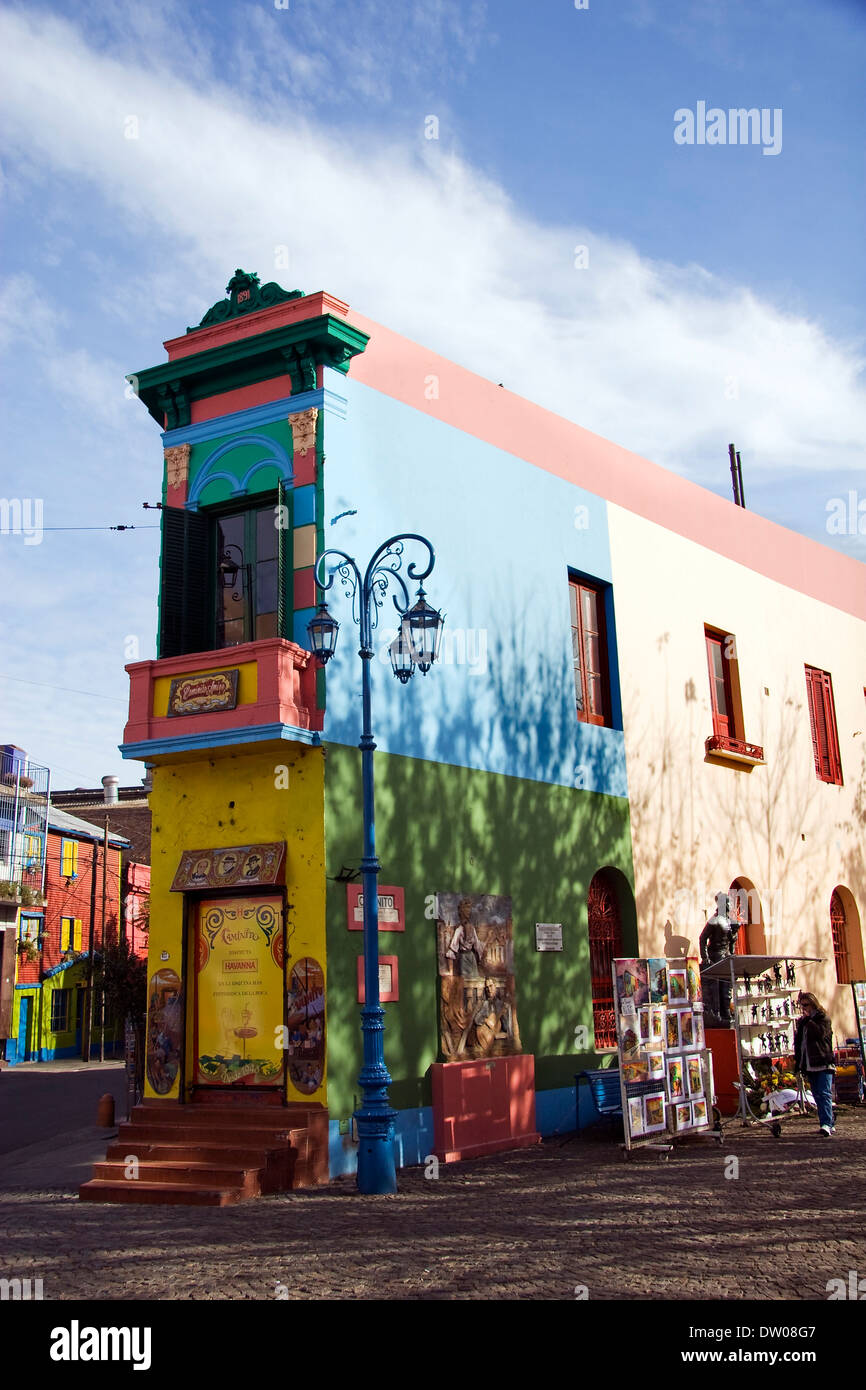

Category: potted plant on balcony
[0, 771, 32, 789]
[16, 938, 39, 965]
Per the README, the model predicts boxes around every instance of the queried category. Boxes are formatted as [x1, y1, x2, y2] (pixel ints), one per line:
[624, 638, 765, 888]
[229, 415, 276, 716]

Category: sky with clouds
[0, 0, 864, 786]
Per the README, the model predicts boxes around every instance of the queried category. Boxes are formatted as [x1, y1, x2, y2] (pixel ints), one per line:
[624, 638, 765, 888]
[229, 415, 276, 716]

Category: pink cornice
[344, 310, 866, 622]
[164, 290, 350, 363]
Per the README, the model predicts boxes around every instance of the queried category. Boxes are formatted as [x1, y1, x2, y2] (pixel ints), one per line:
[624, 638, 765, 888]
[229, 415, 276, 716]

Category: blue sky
[0, 0, 864, 786]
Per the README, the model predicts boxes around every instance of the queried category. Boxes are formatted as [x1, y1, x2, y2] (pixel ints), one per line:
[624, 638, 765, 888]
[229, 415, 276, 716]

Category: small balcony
[705, 733, 765, 766]
[121, 638, 322, 761]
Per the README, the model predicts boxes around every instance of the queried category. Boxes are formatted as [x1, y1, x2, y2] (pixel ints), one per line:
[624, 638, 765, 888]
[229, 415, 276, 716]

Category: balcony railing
[122, 637, 322, 752]
[705, 733, 765, 764]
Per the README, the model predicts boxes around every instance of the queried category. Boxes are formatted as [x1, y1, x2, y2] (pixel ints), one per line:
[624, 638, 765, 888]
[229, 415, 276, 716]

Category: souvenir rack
[702, 953, 822, 1129]
[613, 956, 719, 1157]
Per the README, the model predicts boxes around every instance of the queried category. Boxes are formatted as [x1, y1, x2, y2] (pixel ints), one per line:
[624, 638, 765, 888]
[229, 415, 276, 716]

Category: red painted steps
[79, 1102, 328, 1205]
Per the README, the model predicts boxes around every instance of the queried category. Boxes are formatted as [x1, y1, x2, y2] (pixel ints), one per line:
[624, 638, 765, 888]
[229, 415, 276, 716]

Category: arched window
[587, 872, 623, 1050]
[831, 890, 850, 984]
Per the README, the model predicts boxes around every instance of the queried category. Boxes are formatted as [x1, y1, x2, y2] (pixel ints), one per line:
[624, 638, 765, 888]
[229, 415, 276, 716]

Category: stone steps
[80, 1179, 246, 1207]
[79, 1101, 328, 1205]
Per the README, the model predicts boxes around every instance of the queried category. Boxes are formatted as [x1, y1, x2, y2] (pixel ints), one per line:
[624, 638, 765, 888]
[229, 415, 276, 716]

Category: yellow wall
[608, 503, 866, 1038]
[144, 742, 326, 1102]
[151, 660, 258, 717]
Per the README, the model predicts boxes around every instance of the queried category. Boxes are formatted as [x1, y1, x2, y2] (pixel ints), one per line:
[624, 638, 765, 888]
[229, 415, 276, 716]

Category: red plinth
[706, 1028, 740, 1115]
[431, 1054, 541, 1163]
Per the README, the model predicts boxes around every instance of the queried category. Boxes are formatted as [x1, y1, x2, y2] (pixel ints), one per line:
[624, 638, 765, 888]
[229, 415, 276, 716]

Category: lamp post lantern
[309, 534, 444, 1194]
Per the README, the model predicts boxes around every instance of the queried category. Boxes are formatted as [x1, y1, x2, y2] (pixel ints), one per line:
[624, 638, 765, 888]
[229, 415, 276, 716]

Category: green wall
[186, 420, 291, 507]
[324, 745, 636, 1116]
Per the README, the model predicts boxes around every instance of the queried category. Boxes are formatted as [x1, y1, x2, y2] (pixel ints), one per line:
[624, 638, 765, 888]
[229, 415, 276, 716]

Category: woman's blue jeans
[809, 1069, 834, 1129]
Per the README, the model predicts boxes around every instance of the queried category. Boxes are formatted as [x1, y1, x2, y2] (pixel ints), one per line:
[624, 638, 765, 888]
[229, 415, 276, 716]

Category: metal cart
[702, 953, 822, 1135]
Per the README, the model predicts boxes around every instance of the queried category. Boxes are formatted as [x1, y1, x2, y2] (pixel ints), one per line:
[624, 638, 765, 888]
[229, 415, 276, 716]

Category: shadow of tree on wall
[323, 620, 636, 1118]
[625, 647, 866, 1021]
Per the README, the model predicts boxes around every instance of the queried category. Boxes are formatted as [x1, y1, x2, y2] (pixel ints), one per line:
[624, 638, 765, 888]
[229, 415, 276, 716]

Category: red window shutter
[819, 671, 843, 784]
[805, 668, 823, 777]
[806, 666, 842, 784]
[706, 633, 731, 738]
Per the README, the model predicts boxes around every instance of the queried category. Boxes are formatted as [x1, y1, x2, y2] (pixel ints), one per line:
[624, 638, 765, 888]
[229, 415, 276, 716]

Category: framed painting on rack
[643, 1091, 666, 1133]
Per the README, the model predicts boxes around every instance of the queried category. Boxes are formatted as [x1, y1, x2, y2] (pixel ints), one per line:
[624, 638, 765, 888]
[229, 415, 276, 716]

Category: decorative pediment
[188, 269, 304, 334]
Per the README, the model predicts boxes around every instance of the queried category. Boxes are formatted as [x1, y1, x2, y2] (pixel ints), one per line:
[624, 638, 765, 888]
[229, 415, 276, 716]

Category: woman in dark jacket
[793, 992, 836, 1136]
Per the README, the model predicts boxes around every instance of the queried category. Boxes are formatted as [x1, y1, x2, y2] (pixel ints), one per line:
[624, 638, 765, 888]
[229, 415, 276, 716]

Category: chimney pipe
[728, 443, 741, 507]
[101, 776, 119, 805]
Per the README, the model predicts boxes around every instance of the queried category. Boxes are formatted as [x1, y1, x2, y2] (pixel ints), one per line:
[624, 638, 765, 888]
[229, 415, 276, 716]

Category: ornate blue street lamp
[309, 535, 444, 1194]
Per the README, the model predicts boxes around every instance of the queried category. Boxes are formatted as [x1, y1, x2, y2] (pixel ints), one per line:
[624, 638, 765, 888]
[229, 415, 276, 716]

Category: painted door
[16, 995, 32, 1062]
[194, 895, 285, 1088]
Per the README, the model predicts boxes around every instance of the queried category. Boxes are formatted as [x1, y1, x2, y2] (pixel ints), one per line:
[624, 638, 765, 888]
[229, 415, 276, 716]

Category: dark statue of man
[699, 893, 741, 1027]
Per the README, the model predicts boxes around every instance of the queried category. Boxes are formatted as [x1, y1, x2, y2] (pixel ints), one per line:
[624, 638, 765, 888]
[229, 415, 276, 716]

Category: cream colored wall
[608, 503, 866, 1038]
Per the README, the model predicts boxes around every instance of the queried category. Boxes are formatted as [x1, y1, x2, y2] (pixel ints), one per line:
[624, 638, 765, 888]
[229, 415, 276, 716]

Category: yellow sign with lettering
[195, 896, 284, 1087]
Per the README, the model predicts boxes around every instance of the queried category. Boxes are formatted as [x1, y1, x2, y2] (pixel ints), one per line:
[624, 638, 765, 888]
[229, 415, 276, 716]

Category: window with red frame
[830, 890, 850, 983]
[570, 579, 610, 727]
[805, 666, 843, 785]
[705, 629, 740, 739]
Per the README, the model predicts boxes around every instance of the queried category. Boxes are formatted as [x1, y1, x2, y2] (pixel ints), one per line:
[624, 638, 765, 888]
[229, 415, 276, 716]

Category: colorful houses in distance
[1, 748, 151, 1064]
[80, 271, 864, 1203]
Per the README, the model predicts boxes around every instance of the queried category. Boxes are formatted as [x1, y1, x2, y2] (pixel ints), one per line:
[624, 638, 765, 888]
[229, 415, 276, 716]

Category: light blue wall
[319, 369, 627, 798]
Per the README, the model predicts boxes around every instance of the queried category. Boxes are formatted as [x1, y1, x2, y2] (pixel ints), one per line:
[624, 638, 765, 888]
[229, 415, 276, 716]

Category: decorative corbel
[156, 380, 190, 430]
[288, 407, 319, 458]
[280, 344, 317, 396]
[164, 443, 191, 492]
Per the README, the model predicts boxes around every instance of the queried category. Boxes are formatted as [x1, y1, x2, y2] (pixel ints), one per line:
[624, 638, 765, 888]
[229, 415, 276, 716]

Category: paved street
[1, 1102, 864, 1301]
[0, 1062, 126, 1153]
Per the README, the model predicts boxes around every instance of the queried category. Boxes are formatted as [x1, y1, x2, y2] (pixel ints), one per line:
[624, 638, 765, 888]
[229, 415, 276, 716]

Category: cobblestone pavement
[2, 1108, 864, 1301]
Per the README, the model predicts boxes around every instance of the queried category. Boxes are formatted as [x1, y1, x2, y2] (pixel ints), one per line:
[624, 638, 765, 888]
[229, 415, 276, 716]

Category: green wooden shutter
[159, 506, 211, 657]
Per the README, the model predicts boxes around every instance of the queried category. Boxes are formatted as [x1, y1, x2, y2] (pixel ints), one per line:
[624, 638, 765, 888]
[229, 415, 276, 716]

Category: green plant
[19, 886, 39, 907]
[96, 925, 148, 1055]
[0, 881, 19, 900]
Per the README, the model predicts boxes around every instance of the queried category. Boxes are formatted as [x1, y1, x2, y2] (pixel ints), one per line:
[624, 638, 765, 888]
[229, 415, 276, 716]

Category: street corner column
[142, 764, 187, 1103]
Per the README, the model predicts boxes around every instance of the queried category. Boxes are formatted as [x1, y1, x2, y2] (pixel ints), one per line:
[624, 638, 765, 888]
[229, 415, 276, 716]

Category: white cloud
[0, 272, 130, 431]
[0, 4, 863, 494]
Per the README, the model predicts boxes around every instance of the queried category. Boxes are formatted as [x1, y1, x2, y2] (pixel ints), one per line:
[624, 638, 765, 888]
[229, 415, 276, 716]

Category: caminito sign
[167, 668, 239, 716]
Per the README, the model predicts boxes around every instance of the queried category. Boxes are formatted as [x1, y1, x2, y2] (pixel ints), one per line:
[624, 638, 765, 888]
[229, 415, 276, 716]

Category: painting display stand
[852, 982, 866, 1072]
[702, 953, 821, 1134]
[613, 956, 719, 1159]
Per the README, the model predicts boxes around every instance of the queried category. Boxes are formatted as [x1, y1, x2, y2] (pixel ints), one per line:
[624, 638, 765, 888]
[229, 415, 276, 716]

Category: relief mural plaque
[436, 893, 521, 1061]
